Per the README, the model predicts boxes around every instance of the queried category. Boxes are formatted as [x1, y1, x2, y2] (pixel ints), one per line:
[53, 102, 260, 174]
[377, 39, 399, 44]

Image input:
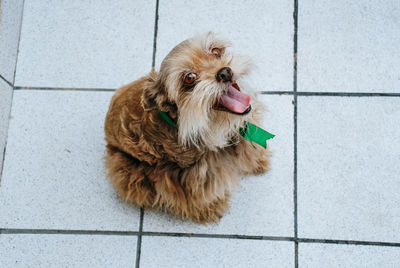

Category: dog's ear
[141, 87, 158, 111]
[141, 71, 162, 111]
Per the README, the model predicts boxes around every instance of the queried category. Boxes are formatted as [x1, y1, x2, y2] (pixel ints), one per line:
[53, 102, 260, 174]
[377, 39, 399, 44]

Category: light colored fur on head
[158, 32, 254, 150]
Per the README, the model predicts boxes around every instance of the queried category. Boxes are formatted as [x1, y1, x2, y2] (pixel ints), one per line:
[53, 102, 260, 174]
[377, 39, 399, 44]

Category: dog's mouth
[213, 82, 252, 115]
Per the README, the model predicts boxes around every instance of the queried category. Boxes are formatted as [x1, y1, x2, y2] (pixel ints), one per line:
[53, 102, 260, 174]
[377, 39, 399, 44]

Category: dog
[104, 32, 269, 223]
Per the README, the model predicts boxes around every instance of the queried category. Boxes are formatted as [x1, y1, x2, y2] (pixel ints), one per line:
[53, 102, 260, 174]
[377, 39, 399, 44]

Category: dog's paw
[252, 155, 269, 175]
[192, 197, 230, 224]
[197, 210, 224, 224]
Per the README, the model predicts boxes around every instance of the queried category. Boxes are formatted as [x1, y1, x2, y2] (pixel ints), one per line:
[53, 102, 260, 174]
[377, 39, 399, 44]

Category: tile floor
[0, 0, 399, 267]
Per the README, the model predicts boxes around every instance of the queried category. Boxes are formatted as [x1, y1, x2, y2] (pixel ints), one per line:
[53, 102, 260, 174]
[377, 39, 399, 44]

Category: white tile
[141, 236, 294, 268]
[15, 0, 155, 89]
[0, 234, 137, 267]
[156, 0, 293, 91]
[299, 243, 400, 268]
[0, 0, 24, 83]
[0, 90, 140, 230]
[143, 95, 294, 237]
[298, 0, 400, 93]
[298, 97, 400, 242]
[0, 79, 12, 173]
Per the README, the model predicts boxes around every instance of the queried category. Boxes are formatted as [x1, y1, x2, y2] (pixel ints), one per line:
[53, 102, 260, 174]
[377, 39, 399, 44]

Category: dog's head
[142, 32, 256, 150]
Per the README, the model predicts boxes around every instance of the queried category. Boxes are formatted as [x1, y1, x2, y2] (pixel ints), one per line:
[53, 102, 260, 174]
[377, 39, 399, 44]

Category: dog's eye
[183, 73, 197, 85]
[211, 48, 221, 57]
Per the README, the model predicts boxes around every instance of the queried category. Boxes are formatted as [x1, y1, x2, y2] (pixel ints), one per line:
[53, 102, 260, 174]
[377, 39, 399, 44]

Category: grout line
[0, 228, 294, 241]
[135, 208, 144, 268]
[12, 0, 25, 85]
[296, 92, 400, 97]
[3, 228, 400, 248]
[293, 0, 299, 267]
[0, 74, 13, 87]
[0, 146, 7, 185]
[11, 87, 400, 97]
[298, 238, 400, 248]
[260, 91, 294, 95]
[261, 91, 400, 97]
[136, 0, 159, 264]
[151, 0, 160, 68]
[141, 232, 295, 241]
[0, 228, 140, 236]
[1, 0, 25, 186]
[14, 86, 116, 92]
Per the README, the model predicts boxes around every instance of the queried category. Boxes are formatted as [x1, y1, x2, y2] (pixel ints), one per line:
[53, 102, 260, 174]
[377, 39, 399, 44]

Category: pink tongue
[220, 84, 251, 113]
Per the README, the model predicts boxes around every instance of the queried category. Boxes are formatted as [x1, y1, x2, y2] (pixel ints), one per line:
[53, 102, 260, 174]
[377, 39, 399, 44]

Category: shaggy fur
[104, 32, 269, 223]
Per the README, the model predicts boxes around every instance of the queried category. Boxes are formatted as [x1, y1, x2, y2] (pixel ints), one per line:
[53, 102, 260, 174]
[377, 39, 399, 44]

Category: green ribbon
[158, 109, 275, 149]
[158, 109, 177, 128]
[239, 122, 275, 149]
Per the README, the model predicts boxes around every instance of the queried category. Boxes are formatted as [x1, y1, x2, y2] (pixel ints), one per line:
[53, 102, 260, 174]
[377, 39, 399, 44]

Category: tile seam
[293, 0, 299, 267]
[137, 0, 159, 266]
[1, 0, 25, 185]
[151, 0, 160, 68]
[296, 92, 400, 97]
[14, 86, 116, 91]
[0, 228, 294, 241]
[135, 208, 144, 268]
[12, 0, 25, 85]
[0, 74, 13, 87]
[2, 228, 400, 247]
[298, 238, 400, 248]
[12, 87, 400, 97]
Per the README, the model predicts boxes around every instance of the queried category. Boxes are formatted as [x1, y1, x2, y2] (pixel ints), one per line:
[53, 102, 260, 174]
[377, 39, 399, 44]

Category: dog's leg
[151, 163, 233, 223]
[234, 140, 270, 176]
[105, 145, 155, 207]
[106, 146, 232, 223]
[165, 192, 231, 224]
[187, 193, 231, 223]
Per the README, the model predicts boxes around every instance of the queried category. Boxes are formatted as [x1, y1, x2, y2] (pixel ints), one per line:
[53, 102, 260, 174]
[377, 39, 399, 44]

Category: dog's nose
[216, 67, 233, 83]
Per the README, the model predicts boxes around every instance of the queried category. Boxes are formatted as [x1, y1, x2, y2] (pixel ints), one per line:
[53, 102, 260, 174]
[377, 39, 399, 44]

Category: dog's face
[142, 32, 256, 150]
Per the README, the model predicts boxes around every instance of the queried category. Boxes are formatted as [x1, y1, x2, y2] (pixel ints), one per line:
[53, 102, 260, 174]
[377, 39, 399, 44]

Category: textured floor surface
[0, 0, 399, 267]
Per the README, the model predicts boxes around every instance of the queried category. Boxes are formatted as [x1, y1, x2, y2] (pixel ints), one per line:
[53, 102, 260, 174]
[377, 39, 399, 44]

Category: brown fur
[104, 33, 269, 223]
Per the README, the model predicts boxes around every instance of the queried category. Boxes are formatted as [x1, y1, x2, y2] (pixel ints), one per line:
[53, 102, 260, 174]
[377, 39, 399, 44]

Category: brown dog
[104, 32, 269, 223]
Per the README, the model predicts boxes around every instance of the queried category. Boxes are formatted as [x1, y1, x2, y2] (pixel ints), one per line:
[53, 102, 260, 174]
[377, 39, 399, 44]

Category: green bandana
[158, 109, 178, 128]
[158, 109, 275, 149]
[239, 122, 275, 149]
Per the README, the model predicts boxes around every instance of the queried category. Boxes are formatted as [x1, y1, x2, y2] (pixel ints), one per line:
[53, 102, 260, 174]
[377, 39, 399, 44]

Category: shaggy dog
[104, 32, 269, 223]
